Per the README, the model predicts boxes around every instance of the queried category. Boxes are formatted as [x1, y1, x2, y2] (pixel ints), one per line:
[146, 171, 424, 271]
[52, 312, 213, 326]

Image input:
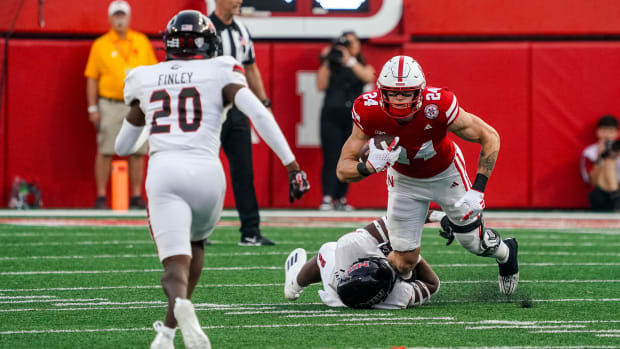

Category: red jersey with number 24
[352, 87, 460, 178]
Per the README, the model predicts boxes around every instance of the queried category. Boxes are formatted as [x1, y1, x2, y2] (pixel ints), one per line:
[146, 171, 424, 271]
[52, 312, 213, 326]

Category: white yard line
[0, 279, 618, 293]
[0, 251, 317, 261]
[2, 250, 619, 261]
[1, 240, 155, 247]
[0, 298, 106, 304]
[2, 298, 619, 313]
[0, 284, 282, 292]
[2, 209, 620, 220]
[466, 325, 586, 330]
[405, 347, 620, 349]
[532, 330, 620, 334]
[0, 295, 57, 299]
[3, 262, 618, 276]
[1, 321, 619, 339]
[435, 298, 620, 304]
[3, 240, 619, 247]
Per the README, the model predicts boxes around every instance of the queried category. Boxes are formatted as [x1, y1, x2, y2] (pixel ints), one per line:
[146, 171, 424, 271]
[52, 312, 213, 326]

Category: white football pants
[387, 145, 480, 252]
[146, 152, 226, 261]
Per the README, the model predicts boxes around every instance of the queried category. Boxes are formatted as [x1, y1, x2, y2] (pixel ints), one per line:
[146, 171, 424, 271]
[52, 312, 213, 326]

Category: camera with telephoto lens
[326, 34, 351, 68]
[601, 139, 620, 159]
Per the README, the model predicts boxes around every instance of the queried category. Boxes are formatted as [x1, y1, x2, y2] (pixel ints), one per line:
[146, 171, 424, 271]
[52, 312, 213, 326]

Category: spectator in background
[317, 31, 375, 211]
[84, 0, 157, 209]
[210, 0, 280, 246]
[580, 115, 620, 211]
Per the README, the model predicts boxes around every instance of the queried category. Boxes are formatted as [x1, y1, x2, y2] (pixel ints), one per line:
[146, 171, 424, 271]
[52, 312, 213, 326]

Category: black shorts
[588, 186, 620, 211]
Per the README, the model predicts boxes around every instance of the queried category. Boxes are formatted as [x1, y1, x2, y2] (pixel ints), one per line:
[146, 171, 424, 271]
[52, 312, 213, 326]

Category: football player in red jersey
[336, 56, 519, 296]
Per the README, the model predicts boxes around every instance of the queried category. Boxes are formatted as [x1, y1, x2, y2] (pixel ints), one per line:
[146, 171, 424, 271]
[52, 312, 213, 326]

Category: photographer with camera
[317, 31, 375, 211]
[580, 115, 620, 211]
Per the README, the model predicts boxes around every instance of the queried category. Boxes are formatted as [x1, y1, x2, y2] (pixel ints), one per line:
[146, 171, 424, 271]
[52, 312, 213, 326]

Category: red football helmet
[376, 56, 426, 119]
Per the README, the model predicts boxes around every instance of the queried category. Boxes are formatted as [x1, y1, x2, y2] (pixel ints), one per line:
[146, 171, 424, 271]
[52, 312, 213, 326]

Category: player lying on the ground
[283, 211, 445, 309]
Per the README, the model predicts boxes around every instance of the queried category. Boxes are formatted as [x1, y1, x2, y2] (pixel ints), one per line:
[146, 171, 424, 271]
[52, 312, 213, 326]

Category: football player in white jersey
[283, 210, 445, 309]
[114, 10, 309, 349]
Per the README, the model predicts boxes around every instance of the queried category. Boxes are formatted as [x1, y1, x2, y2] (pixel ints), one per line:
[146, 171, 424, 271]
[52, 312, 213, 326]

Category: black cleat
[498, 238, 519, 295]
[129, 196, 147, 209]
[94, 196, 108, 209]
[239, 235, 276, 246]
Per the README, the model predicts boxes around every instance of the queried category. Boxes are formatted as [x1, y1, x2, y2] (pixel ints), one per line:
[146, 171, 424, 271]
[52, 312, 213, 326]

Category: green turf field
[0, 220, 618, 349]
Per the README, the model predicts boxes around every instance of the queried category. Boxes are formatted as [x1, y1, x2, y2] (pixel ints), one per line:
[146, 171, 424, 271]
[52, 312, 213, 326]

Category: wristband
[261, 98, 272, 108]
[357, 162, 371, 177]
[346, 57, 358, 68]
[472, 173, 489, 192]
[87, 105, 98, 113]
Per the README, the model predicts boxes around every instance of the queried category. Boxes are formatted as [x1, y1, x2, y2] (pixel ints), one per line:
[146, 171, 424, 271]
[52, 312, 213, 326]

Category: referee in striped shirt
[210, 0, 275, 246]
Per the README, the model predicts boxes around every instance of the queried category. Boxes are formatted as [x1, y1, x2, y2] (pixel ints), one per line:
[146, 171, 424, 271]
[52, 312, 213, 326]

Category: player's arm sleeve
[115, 118, 145, 156]
[116, 69, 147, 156]
[234, 87, 295, 166]
[406, 257, 440, 308]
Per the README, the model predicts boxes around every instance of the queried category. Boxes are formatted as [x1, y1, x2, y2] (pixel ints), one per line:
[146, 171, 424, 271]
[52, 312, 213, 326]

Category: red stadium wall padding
[269, 43, 326, 208]
[530, 42, 620, 208]
[220, 43, 273, 209]
[0, 0, 205, 35]
[0, 38, 6, 204]
[404, 0, 620, 36]
[403, 43, 531, 208]
[5, 39, 620, 208]
[269, 43, 402, 208]
[5, 0, 620, 37]
[6, 40, 95, 207]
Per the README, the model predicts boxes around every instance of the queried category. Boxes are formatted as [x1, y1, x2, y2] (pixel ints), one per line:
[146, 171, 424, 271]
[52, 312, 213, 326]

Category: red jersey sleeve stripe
[233, 64, 245, 74]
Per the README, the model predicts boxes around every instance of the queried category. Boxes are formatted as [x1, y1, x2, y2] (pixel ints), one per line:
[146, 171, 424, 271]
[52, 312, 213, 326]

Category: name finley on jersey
[157, 72, 194, 86]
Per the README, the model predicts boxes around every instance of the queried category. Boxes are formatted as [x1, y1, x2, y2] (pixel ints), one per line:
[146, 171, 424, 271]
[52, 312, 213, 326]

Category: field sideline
[0, 210, 618, 349]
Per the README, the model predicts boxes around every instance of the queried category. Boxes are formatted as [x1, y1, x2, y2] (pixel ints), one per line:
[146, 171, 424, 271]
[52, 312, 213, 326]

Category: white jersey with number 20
[124, 56, 246, 158]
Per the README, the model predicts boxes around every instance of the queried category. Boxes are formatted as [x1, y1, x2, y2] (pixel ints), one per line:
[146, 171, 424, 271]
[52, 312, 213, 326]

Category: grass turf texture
[0, 222, 618, 348]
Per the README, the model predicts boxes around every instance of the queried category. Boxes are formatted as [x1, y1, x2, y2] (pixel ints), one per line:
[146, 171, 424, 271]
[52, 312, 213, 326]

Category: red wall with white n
[4, 40, 620, 208]
[3, 0, 620, 208]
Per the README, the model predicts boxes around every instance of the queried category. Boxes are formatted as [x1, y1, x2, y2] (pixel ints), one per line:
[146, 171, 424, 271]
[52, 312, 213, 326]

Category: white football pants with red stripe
[386, 145, 491, 256]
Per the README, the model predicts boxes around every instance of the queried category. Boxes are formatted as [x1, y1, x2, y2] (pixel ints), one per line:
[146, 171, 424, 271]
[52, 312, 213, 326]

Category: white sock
[495, 241, 510, 263]
[163, 326, 176, 339]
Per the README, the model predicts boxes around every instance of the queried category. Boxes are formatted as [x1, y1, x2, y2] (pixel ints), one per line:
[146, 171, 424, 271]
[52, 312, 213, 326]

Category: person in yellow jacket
[84, 0, 157, 209]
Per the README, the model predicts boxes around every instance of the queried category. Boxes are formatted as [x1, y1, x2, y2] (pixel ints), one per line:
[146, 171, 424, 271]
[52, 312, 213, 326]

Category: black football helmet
[163, 10, 219, 60]
[336, 257, 396, 309]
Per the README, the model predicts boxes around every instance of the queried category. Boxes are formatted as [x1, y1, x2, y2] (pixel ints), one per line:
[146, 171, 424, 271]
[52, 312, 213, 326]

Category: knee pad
[439, 215, 483, 245]
[479, 228, 501, 256]
[441, 216, 501, 256]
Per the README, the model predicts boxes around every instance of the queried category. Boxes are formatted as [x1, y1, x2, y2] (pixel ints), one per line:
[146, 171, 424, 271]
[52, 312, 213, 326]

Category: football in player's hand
[358, 134, 397, 162]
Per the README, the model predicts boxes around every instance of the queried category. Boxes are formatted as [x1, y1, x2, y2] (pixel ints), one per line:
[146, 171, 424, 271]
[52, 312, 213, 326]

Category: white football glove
[455, 189, 485, 221]
[367, 137, 401, 173]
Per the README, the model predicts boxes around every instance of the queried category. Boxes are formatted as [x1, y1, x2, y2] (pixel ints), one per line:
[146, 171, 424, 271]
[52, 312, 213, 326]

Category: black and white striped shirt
[209, 13, 255, 65]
